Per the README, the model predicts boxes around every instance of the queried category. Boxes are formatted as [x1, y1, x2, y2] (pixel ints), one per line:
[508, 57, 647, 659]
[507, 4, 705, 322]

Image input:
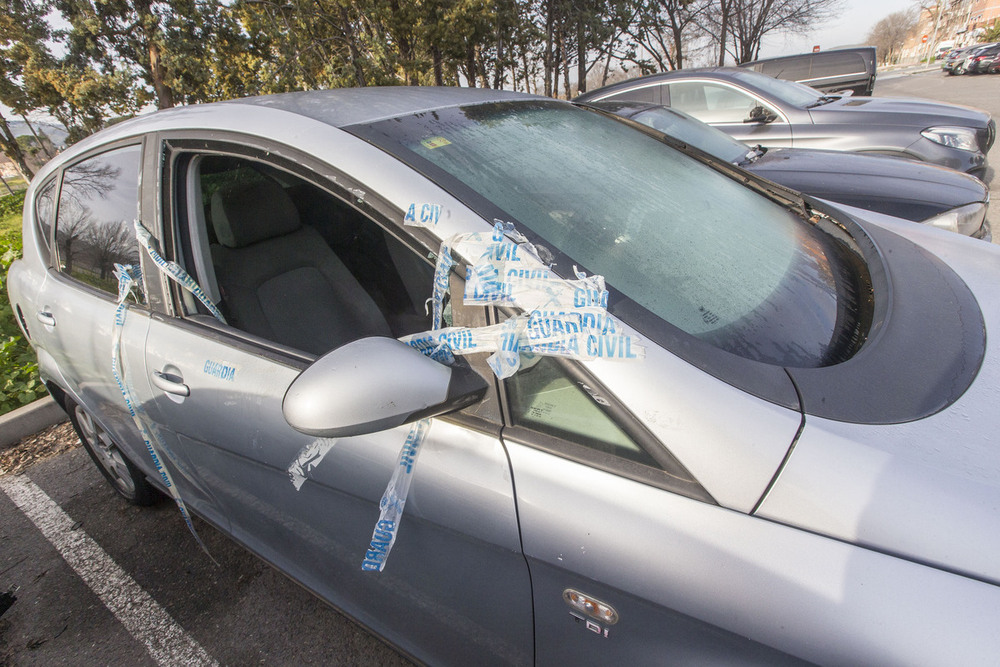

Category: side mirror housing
[283, 337, 488, 438]
[744, 105, 777, 124]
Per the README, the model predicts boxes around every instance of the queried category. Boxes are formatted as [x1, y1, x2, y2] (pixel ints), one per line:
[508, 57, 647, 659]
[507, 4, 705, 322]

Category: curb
[0, 396, 68, 450]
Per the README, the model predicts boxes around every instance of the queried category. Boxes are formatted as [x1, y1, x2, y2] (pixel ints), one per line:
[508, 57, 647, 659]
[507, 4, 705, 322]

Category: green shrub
[0, 191, 27, 239]
[1, 234, 44, 414]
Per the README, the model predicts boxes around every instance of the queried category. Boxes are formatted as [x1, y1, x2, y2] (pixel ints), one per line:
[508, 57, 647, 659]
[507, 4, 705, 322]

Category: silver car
[574, 67, 996, 178]
[8, 87, 1000, 665]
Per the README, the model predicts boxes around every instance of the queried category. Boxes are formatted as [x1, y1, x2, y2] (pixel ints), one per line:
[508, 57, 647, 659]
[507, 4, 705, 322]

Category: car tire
[67, 398, 159, 506]
[955, 64, 966, 75]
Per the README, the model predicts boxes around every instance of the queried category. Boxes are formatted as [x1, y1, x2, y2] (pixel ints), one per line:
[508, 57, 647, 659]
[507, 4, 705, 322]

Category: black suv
[737, 47, 876, 96]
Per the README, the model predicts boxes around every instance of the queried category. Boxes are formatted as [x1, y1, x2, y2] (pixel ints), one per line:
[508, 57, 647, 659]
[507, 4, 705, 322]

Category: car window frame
[31, 176, 59, 266]
[49, 139, 150, 307]
[153, 130, 505, 432]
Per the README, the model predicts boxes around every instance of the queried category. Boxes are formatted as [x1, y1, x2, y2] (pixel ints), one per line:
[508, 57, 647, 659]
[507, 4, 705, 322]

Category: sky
[756, 0, 917, 58]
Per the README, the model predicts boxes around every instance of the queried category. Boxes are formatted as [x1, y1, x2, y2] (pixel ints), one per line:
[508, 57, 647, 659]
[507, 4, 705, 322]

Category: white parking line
[0, 474, 218, 667]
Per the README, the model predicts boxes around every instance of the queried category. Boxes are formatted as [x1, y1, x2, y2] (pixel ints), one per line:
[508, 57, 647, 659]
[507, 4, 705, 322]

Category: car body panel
[751, 148, 987, 221]
[510, 442, 1000, 666]
[136, 315, 533, 664]
[759, 203, 1000, 584]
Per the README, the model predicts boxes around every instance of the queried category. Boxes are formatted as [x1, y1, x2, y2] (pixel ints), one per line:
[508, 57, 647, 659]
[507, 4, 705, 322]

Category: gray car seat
[210, 177, 392, 355]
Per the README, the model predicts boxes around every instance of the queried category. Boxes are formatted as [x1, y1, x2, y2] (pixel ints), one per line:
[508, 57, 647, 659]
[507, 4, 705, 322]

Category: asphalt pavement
[0, 446, 414, 665]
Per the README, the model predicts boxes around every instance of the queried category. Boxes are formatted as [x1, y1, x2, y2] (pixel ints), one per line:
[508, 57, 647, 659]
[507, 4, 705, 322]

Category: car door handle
[36, 310, 56, 326]
[151, 370, 190, 397]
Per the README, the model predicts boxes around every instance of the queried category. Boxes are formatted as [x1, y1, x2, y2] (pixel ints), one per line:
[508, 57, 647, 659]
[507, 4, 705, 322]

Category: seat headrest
[211, 177, 301, 248]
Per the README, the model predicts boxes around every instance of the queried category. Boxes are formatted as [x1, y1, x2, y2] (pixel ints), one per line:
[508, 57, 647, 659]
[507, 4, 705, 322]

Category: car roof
[574, 68, 743, 101]
[231, 86, 544, 127]
[32, 87, 548, 183]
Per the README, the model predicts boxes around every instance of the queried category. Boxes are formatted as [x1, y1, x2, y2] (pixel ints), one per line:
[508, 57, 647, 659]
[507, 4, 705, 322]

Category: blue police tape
[362, 418, 432, 572]
[134, 220, 226, 324]
[364, 221, 641, 571]
[111, 264, 215, 561]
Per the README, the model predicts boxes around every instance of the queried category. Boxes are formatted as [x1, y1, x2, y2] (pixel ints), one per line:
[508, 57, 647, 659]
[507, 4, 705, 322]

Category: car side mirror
[283, 336, 488, 438]
[744, 106, 777, 124]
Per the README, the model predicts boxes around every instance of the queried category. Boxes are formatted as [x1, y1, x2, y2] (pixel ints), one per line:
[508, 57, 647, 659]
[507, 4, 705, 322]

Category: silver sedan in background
[7, 87, 1000, 665]
[575, 67, 996, 177]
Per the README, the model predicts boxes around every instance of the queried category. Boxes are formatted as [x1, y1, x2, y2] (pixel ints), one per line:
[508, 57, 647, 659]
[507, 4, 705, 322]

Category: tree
[56, 0, 234, 109]
[624, 0, 710, 71]
[867, 10, 917, 64]
[703, 0, 845, 64]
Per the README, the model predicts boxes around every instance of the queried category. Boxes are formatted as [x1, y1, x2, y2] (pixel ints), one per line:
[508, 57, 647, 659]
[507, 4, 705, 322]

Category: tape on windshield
[411, 222, 641, 378]
[111, 264, 215, 561]
[362, 418, 431, 572]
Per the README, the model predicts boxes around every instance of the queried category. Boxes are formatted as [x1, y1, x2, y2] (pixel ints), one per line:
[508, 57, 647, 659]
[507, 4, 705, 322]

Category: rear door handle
[151, 370, 190, 397]
[36, 311, 56, 326]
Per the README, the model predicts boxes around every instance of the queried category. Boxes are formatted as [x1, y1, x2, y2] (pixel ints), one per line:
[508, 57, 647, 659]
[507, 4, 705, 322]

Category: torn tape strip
[111, 264, 215, 561]
[287, 438, 338, 491]
[362, 418, 432, 572]
[134, 220, 226, 325]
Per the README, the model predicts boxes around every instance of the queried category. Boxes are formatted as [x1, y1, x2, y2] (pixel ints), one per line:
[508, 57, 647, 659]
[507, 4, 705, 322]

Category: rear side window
[55, 145, 143, 301]
[605, 85, 660, 104]
[810, 52, 866, 79]
[34, 180, 56, 256]
[760, 56, 811, 81]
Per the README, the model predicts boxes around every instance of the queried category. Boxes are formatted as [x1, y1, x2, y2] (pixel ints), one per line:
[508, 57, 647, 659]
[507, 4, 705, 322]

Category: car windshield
[352, 101, 871, 368]
[729, 70, 826, 107]
[625, 105, 751, 163]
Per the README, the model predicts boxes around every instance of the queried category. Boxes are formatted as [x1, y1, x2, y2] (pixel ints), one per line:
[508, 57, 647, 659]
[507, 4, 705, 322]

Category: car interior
[175, 154, 436, 356]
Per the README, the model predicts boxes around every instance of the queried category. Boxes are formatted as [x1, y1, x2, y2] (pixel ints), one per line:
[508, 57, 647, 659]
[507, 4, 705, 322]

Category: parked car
[8, 87, 1000, 666]
[980, 48, 1000, 74]
[587, 100, 991, 240]
[574, 67, 996, 177]
[941, 44, 981, 74]
[967, 43, 1000, 73]
[947, 43, 999, 74]
[737, 47, 877, 96]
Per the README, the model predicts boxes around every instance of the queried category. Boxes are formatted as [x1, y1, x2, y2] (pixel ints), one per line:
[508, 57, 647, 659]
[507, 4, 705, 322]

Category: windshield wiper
[737, 144, 767, 166]
[805, 95, 840, 108]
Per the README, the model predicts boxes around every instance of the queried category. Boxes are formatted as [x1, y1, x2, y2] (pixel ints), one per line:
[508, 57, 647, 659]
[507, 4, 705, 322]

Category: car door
[493, 354, 813, 664]
[662, 80, 793, 147]
[131, 135, 533, 666]
[29, 142, 153, 456]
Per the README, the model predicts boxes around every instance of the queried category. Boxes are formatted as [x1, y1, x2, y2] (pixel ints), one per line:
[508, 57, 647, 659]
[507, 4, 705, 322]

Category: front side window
[667, 82, 760, 124]
[172, 152, 434, 356]
[55, 145, 143, 300]
[352, 101, 872, 368]
[729, 70, 824, 107]
[506, 356, 659, 467]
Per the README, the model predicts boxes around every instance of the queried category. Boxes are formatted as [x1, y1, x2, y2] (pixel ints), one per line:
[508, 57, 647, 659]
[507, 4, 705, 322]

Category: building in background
[900, 0, 1000, 62]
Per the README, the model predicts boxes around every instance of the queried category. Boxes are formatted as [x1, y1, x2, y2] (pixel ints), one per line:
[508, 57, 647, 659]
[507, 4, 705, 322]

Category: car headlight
[921, 126, 980, 152]
[925, 202, 987, 236]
